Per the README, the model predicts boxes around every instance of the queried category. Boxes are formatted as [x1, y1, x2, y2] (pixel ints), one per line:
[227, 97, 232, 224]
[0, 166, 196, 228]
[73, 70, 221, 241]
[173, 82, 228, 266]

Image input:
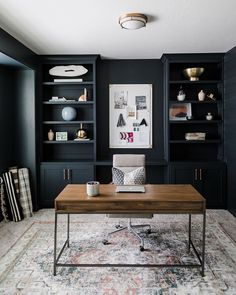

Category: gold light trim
[119, 13, 148, 30]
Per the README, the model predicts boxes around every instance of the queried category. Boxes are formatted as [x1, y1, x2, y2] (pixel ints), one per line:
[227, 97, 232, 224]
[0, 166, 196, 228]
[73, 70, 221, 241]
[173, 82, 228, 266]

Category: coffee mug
[86, 181, 100, 197]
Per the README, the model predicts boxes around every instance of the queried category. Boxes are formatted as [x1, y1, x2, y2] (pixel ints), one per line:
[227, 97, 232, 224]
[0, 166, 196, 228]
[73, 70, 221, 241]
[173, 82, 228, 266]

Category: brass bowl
[183, 67, 205, 81]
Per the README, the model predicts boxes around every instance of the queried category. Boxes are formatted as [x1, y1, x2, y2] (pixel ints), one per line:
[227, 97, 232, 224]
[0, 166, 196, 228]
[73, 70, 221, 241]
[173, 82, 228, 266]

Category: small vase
[206, 112, 213, 120]
[48, 129, 54, 141]
[198, 90, 206, 101]
[177, 86, 186, 101]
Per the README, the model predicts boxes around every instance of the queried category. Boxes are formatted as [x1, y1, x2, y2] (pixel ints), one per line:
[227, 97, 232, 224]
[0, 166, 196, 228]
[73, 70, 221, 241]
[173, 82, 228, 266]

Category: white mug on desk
[86, 181, 100, 197]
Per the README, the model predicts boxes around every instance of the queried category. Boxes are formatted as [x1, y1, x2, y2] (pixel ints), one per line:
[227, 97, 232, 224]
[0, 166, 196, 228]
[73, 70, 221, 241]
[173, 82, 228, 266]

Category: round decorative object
[61, 107, 77, 121]
[183, 67, 205, 81]
[76, 123, 87, 139]
[49, 65, 88, 77]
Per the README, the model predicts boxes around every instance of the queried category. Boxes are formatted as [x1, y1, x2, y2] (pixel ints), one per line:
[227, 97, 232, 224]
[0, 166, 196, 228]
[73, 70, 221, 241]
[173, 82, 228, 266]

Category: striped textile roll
[18, 168, 33, 218]
[2, 172, 23, 222]
[0, 178, 11, 222]
[8, 166, 20, 199]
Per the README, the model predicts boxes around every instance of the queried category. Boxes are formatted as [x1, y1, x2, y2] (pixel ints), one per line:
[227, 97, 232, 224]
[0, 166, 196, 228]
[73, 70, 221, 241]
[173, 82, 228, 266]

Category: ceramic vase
[48, 129, 54, 141]
[198, 90, 206, 101]
[206, 112, 213, 120]
[177, 86, 186, 101]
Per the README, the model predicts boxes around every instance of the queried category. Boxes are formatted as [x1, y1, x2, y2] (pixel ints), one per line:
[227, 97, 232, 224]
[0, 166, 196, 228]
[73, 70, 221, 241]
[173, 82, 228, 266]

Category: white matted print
[109, 84, 152, 148]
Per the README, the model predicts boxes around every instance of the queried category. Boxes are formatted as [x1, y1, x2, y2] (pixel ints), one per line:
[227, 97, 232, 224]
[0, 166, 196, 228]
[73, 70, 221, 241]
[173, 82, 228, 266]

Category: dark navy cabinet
[40, 163, 94, 207]
[169, 162, 226, 208]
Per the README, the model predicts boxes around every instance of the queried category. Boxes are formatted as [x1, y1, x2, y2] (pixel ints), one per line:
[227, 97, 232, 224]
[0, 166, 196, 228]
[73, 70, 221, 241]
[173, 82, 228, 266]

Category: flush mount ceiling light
[119, 13, 148, 30]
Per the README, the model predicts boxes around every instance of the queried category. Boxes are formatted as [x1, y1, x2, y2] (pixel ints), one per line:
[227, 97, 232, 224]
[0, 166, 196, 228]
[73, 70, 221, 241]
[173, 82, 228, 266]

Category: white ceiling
[0, 0, 235, 59]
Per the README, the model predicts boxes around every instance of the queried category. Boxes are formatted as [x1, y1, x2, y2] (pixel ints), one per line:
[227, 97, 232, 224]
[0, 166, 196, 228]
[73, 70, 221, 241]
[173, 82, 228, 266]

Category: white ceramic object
[185, 132, 206, 140]
[61, 107, 77, 121]
[48, 129, 54, 141]
[206, 112, 213, 120]
[49, 65, 88, 77]
[198, 90, 206, 101]
[86, 181, 100, 197]
[177, 94, 186, 101]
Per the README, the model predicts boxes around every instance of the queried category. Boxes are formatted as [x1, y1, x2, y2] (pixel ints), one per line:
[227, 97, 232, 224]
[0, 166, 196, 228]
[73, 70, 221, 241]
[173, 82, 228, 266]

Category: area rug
[0, 213, 236, 294]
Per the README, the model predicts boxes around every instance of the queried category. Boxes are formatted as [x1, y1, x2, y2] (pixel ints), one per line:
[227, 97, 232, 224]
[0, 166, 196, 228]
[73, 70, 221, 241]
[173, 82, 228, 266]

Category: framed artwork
[169, 103, 192, 121]
[109, 84, 152, 148]
[56, 132, 68, 141]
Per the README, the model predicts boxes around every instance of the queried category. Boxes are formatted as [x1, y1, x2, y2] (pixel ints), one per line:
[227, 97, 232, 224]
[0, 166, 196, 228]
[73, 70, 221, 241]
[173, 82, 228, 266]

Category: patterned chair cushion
[112, 167, 145, 185]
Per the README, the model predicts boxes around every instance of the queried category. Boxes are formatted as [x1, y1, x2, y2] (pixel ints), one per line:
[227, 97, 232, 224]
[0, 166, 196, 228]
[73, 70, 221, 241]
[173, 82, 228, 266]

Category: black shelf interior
[43, 101, 94, 105]
[41, 58, 97, 163]
[43, 140, 94, 144]
[43, 63, 94, 82]
[43, 84, 94, 102]
[169, 62, 222, 81]
[169, 142, 221, 161]
[169, 100, 220, 104]
[43, 144, 94, 161]
[43, 104, 94, 121]
[169, 83, 222, 102]
[167, 58, 223, 162]
[170, 123, 220, 140]
[43, 124, 93, 141]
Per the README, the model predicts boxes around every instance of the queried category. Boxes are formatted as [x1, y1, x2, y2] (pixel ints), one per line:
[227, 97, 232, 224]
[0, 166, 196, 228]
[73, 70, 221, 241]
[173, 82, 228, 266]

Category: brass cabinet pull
[199, 168, 202, 181]
[195, 169, 198, 181]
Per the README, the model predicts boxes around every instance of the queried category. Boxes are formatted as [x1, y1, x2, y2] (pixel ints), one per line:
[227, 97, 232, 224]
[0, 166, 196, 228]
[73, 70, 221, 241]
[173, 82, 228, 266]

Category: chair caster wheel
[140, 246, 145, 252]
[147, 229, 151, 234]
[102, 239, 109, 245]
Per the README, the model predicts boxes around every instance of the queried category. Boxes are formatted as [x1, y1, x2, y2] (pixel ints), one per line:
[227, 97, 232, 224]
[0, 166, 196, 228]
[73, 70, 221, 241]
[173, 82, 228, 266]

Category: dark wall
[0, 28, 36, 69]
[97, 59, 164, 161]
[0, 28, 38, 213]
[15, 69, 37, 209]
[0, 66, 17, 174]
[224, 46, 236, 216]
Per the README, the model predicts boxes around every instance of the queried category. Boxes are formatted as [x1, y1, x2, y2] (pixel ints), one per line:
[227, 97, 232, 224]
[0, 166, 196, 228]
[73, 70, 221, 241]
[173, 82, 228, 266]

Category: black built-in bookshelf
[162, 54, 226, 208]
[40, 55, 98, 207]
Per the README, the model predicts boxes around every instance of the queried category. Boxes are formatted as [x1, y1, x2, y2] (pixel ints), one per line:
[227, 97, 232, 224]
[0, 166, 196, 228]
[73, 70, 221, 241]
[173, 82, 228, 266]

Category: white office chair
[102, 154, 153, 251]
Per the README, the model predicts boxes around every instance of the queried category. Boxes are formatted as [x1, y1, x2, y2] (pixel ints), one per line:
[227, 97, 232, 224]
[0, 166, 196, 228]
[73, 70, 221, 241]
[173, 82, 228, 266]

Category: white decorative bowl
[177, 94, 186, 101]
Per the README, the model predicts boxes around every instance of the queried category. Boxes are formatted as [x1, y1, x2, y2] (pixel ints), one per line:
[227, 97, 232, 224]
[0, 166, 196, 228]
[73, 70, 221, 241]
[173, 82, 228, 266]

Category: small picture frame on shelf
[169, 103, 192, 121]
[56, 132, 68, 141]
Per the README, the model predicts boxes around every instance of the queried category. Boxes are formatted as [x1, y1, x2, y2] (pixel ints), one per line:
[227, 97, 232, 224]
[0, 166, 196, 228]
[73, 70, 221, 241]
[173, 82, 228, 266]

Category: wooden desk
[54, 184, 206, 276]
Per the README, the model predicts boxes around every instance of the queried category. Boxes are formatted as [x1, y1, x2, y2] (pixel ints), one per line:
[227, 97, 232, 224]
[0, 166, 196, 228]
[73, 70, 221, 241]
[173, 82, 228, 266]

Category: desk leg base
[53, 212, 206, 277]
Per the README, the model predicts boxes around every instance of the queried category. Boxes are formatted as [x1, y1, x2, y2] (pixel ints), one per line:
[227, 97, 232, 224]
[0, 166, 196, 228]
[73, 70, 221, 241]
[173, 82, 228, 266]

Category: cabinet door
[169, 163, 226, 209]
[67, 164, 94, 184]
[40, 164, 68, 208]
[201, 167, 225, 208]
[169, 166, 201, 191]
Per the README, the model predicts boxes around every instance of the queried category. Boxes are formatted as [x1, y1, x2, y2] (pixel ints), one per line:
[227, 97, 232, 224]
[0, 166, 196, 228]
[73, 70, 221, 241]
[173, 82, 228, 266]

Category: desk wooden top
[55, 184, 205, 214]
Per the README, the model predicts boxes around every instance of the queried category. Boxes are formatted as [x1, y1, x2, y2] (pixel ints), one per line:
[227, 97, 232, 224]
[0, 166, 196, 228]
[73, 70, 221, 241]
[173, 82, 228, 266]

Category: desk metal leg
[53, 212, 206, 276]
[53, 212, 58, 276]
[188, 214, 191, 252]
[201, 210, 206, 276]
[67, 214, 70, 248]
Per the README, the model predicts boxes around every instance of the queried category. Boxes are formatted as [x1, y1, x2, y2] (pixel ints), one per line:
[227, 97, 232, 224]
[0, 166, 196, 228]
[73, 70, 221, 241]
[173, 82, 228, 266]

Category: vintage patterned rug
[0, 210, 236, 294]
